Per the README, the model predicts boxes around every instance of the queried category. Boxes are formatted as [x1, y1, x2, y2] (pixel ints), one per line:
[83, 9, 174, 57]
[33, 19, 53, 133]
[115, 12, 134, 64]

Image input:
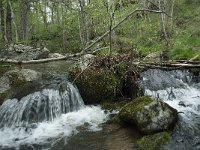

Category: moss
[8, 74, 26, 87]
[0, 91, 9, 104]
[119, 96, 152, 118]
[69, 67, 120, 104]
[136, 132, 170, 150]
[0, 63, 12, 75]
[108, 115, 124, 124]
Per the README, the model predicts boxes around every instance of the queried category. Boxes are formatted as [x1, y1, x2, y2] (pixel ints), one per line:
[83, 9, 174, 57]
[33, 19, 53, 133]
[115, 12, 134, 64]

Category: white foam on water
[145, 86, 200, 123]
[0, 105, 109, 148]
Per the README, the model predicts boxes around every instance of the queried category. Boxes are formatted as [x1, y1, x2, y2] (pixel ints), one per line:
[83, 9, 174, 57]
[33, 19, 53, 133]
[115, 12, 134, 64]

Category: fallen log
[138, 61, 200, 69]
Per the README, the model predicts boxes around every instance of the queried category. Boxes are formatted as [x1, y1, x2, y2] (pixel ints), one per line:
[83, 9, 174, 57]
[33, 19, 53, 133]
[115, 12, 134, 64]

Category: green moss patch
[119, 96, 152, 117]
[69, 67, 120, 104]
[136, 132, 170, 150]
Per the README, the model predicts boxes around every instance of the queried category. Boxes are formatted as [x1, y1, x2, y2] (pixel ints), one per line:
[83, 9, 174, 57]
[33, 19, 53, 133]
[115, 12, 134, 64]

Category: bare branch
[82, 8, 170, 52]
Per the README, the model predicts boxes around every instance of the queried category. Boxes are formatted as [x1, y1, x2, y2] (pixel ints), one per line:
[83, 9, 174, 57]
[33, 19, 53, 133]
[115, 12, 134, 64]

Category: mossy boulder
[136, 132, 170, 150]
[69, 67, 120, 104]
[119, 96, 178, 134]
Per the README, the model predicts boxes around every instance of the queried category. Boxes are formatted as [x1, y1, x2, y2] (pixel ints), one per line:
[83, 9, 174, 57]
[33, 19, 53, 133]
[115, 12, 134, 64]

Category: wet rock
[0, 69, 41, 104]
[179, 101, 186, 107]
[119, 96, 178, 134]
[0, 44, 49, 61]
[140, 69, 186, 91]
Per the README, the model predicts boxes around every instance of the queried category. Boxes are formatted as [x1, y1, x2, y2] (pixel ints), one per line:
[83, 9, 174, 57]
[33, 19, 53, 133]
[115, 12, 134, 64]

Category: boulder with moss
[119, 96, 178, 134]
[69, 67, 120, 104]
[136, 132, 170, 150]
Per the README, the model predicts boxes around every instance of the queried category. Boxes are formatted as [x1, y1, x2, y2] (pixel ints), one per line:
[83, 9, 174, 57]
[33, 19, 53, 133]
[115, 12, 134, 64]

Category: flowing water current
[0, 68, 200, 150]
[0, 74, 111, 150]
[140, 69, 200, 150]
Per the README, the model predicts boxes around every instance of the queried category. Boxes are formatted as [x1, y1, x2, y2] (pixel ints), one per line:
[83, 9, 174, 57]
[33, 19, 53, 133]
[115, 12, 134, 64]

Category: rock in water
[0, 69, 41, 104]
[119, 96, 178, 134]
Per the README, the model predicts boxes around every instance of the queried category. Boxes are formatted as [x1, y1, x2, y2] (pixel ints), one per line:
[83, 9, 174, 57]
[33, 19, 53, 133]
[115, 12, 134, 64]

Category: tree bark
[8, 1, 18, 43]
[6, 1, 12, 43]
[78, 0, 90, 46]
[0, 1, 5, 41]
[20, 0, 30, 42]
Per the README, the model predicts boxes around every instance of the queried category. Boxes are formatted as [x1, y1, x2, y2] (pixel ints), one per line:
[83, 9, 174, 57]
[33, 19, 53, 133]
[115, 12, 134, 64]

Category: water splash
[0, 106, 109, 149]
[0, 74, 110, 149]
[140, 69, 200, 150]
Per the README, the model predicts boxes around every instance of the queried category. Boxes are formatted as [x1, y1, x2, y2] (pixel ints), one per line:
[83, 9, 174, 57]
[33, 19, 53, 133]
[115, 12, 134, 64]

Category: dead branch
[82, 8, 168, 52]
[0, 8, 169, 65]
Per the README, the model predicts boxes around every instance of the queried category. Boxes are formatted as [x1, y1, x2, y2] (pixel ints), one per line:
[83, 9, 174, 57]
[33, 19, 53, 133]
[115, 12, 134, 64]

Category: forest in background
[0, 0, 200, 60]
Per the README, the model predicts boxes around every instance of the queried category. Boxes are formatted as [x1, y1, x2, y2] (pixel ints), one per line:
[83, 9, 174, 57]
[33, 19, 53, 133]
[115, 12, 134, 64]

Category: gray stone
[0, 69, 41, 104]
[0, 44, 49, 61]
[119, 96, 178, 134]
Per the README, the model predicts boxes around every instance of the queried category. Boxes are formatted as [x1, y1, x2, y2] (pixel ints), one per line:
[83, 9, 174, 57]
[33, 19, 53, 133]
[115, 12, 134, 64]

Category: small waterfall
[140, 69, 200, 150]
[0, 73, 109, 149]
[0, 81, 84, 128]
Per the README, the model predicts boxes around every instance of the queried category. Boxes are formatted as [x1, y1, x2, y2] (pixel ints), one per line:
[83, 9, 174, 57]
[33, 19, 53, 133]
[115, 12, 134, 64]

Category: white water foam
[0, 105, 109, 148]
[145, 86, 200, 124]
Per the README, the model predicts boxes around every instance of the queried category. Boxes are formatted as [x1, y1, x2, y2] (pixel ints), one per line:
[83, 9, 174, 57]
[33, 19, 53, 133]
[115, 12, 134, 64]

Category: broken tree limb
[0, 8, 168, 65]
[82, 8, 168, 52]
[138, 61, 200, 68]
[0, 46, 110, 64]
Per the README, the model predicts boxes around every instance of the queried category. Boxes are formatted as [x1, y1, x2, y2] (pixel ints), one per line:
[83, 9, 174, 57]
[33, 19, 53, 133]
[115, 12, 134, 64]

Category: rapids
[140, 69, 200, 150]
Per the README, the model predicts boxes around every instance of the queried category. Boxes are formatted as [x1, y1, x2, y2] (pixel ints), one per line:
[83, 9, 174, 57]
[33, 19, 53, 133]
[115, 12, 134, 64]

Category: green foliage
[0, 0, 199, 59]
[137, 132, 170, 150]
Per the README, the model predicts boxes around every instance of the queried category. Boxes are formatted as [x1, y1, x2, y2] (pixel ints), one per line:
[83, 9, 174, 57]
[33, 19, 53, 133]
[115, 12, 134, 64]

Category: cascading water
[140, 69, 200, 150]
[0, 73, 109, 149]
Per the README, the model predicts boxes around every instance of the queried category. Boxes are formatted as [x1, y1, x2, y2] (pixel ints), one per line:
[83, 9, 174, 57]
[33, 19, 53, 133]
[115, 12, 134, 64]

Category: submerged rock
[119, 96, 178, 134]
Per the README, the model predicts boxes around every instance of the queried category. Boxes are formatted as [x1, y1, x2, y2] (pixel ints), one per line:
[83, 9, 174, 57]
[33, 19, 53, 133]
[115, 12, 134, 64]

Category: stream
[0, 62, 200, 150]
[140, 69, 200, 150]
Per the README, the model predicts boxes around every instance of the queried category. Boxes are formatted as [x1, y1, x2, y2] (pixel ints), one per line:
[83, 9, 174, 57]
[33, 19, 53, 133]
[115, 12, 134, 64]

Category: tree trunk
[78, 0, 90, 46]
[8, 1, 18, 43]
[62, 3, 67, 52]
[158, 0, 168, 41]
[6, 1, 12, 43]
[0, 1, 5, 41]
[170, 0, 175, 32]
[20, 0, 29, 42]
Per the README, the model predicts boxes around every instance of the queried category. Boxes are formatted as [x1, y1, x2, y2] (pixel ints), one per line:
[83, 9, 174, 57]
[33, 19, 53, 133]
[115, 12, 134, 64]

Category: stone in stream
[0, 69, 41, 104]
[119, 96, 178, 134]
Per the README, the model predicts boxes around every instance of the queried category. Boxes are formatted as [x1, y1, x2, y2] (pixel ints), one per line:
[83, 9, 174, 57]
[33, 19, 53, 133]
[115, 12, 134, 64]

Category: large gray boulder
[0, 44, 49, 61]
[119, 96, 178, 134]
[0, 69, 41, 104]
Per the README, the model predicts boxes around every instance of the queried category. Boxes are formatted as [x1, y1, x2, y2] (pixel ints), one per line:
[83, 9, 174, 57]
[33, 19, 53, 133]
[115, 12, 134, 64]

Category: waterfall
[0, 73, 109, 149]
[0, 81, 84, 128]
[140, 69, 200, 150]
